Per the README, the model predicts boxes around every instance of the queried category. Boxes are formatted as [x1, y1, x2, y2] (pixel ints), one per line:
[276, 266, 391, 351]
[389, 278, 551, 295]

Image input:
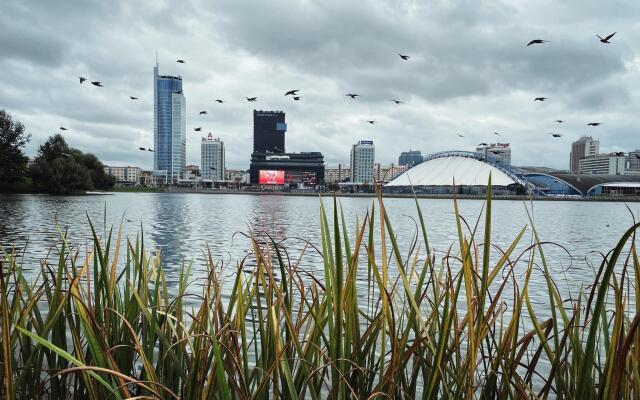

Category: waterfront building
[350, 140, 375, 184]
[104, 166, 141, 186]
[476, 143, 511, 166]
[386, 150, 640, 197]
[374, 163, 409, 183]
[570, 136, 599, 173]
[249, 152, 325, 187]
[253, 110, 286, 153]
[201, 133, 225, 183]
[154, 62, 186, 183]
[248, 110, 323, 187]
[398, 150, 424, 167]
[226, 169, 250, 184]
[578, 152, 626, 175]
[325, 164, 351, 184]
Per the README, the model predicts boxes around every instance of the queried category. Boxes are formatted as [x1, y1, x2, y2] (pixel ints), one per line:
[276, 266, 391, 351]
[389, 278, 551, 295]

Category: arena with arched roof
[385, 151, 640, 197]
[385, 151, 536, 195]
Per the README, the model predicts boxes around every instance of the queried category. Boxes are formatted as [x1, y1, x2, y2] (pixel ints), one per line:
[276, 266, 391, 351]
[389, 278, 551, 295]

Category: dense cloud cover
[1, 0, 638, 169]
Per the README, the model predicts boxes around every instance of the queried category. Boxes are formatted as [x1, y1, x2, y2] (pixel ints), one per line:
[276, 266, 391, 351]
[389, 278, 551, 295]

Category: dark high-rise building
[398, 150, 423, 167]
[253, 110, 286, 153]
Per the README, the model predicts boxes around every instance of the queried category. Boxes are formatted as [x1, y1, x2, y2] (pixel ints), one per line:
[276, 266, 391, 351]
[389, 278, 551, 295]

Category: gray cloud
[0, 0, 639, 171]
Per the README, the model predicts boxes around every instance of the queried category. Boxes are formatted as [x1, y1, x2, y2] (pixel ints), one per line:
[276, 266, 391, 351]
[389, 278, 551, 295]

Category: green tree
[0, 110, 31, 189]
[29, 134, 113, 194]
[79, 152, 115, 190]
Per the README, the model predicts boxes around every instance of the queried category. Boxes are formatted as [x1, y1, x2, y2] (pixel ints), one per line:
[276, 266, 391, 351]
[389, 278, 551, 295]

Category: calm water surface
[1, 193, 638, 313]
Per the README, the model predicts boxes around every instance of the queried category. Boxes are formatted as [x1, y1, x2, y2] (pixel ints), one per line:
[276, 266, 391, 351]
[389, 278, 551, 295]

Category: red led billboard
[259, 170, 285, 184]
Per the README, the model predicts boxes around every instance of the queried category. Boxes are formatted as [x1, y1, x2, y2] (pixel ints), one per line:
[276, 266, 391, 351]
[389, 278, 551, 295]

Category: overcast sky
[1, 0, 639, 170]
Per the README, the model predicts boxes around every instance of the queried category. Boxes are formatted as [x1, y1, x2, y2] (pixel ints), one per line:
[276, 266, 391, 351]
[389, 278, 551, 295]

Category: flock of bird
[58, 32, 619, 153]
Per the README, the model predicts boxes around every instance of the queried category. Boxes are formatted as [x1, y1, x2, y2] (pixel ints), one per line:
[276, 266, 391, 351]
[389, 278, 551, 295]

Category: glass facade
[154, 64, 185, 183]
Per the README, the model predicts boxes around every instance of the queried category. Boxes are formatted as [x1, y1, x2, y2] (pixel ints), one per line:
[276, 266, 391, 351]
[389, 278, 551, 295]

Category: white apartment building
[201, 133, 225, 182]
[350, 140, 375, 184]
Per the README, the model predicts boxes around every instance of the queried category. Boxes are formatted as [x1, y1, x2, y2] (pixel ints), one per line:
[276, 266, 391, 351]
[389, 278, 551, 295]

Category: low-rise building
[578, 152, 626, 175]
[104, 166, 141, 186]
[249, 152, 325, 187]
[325, 164, 351, 184]
[373, 163, 409, 183]
[226, 169, 249, 185]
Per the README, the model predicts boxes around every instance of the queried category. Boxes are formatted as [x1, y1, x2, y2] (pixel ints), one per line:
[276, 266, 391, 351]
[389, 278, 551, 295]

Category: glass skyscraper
[154, 63, 186, 183]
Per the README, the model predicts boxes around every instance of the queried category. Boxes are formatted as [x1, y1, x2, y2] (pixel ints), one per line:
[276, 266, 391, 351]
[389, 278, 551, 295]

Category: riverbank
[109, 186, 640, 202]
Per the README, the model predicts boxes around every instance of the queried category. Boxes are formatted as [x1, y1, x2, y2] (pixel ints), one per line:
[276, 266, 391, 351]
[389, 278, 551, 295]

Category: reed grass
[1, 187, 639, 399]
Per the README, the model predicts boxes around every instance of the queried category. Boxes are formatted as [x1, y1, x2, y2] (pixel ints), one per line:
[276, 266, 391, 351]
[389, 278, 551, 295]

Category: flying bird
[390, 99, 403, 104]
[398, 54, 410, 60]
[293, 96, 301, 101]
[527, 39, 549, 46]
[548, 133, 562, 137]
[478, 142, 488, 146]
[587, 122, 603, 126]
[59, 127, 67, 131]
[245, 97, 257, 102]
[635, 154, 640, 160]
[174, 90, 183, 95]
[129, 96, 139, 100]
[91, 81, 103, 87]
[199, 111, 207, 115]
[457, 134, 464, 138]
[148, 148, 154, 152]
[364, 120, 376, 124]
[79, 77, 87, 84]
[345, 93, 359, 99]
[138, 147, 146, 151]
[597, 32, 616, 44]
[556, 120, 564, 123]
[493, 132, 501, 136]
[284, 89, 299, 96]
[215, 99, 224, 103]
[194, 127, 203, 131]
[534, 97, 547, 101]
[176, 59, 185, 63]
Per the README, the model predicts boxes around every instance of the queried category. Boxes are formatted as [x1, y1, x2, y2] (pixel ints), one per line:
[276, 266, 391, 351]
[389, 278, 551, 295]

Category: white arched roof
[387, 155, 516, 187]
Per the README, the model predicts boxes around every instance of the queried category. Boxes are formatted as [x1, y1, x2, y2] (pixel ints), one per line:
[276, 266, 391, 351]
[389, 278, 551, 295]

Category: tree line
[0, 110, 115, 194]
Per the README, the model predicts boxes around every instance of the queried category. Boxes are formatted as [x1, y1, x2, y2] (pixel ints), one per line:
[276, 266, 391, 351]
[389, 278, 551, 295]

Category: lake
[1, 193, 638, 312]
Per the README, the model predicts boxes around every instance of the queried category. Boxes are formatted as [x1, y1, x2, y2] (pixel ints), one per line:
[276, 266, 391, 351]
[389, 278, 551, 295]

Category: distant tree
[78, 152, 115, 190]
[29, 134, 113, 194]
[0, 110, 31, 189]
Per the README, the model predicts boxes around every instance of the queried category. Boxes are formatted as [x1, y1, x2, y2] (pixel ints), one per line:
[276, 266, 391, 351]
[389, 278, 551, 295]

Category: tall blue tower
[153, 62, 186, 183]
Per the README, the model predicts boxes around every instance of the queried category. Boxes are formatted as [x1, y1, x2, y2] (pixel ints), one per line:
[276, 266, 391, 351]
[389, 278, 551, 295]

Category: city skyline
[1, 1, 639, 170]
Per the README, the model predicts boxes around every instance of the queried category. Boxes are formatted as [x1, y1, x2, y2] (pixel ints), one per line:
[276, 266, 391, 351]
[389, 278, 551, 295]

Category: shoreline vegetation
[1, 188, 640, 398]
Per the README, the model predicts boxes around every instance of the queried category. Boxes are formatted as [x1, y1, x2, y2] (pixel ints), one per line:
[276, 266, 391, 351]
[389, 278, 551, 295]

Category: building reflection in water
[148, 194, 192, 274]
